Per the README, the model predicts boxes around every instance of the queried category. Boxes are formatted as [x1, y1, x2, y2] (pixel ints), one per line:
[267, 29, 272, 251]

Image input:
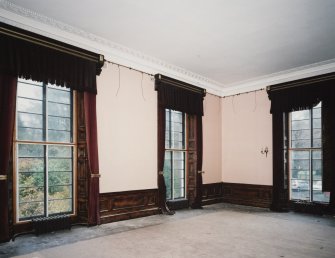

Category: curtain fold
[156, 84, 204, 115]
[0, 74, 17, 242]
[155, 74, 205, 116]
[84, 92, 100, 225]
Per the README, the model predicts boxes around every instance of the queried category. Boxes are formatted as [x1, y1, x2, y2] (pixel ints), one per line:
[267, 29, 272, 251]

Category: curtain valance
[0, 22, 104, 94]
[155, 74, 206, 116]
[267, 73, 335, 114]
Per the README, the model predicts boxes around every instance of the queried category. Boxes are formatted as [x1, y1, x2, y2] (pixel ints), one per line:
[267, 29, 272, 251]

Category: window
[15, 78, 75, 221]
[288, 102, 329, 203]
[163, 109, 186, 200]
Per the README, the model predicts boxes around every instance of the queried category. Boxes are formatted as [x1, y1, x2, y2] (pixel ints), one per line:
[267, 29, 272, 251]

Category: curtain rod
[222, 88, 265, 98]
[104, 60, 206, 96]
[0, 25, 104, 64]
[104, 59, 155, 77]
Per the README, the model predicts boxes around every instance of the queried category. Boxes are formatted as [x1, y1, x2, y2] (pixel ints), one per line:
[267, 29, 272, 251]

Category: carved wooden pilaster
[187, 115, 197, 206]
[76, 92, 89, 223]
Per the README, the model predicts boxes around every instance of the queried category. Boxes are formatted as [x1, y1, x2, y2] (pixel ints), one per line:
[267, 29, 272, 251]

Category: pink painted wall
[97, 65, 158, 193]
[221, 90, 272, 185]
[97, 65, 268, 192]
[203, 94, 222, 183]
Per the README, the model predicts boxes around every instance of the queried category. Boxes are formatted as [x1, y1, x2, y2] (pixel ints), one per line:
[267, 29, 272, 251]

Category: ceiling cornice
[0, 0, 224, 95]
[1, 0, 335, 98]
[221, 59, 335, 97]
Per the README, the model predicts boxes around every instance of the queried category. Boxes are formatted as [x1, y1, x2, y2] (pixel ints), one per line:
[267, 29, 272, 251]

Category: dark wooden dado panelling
[99, 189, 160, 224]
[222, 183, 272, 208]
[202, 183, 224, 205]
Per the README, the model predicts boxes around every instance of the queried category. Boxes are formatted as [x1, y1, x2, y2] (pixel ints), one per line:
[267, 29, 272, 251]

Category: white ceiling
[2, 0, 335, 95]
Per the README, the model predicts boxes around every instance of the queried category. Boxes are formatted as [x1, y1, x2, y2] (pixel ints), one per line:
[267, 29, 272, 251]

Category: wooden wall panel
[201, 182, 272, 208]
[222, 183, 272, 208]
[99, 189, 160, 224]
[202, 183, 224, 205]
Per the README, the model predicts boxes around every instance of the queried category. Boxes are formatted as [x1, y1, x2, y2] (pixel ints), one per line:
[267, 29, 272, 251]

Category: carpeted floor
[1, 203, 335, 258]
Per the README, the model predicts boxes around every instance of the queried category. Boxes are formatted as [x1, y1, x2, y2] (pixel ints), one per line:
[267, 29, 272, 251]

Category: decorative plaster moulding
[1, 0, 335, 98]
[221, 59, 335, 97]
[0, 0, 224, 95]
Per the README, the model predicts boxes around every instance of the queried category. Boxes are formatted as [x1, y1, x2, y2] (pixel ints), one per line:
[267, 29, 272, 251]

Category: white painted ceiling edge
[1, 0, 335, 97]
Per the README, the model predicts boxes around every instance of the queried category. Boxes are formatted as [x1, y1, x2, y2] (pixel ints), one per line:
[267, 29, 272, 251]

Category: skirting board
[99, 189, 160, 224]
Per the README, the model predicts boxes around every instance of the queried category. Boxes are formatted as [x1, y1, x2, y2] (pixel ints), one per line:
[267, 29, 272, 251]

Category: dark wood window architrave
[267, 72, 335, 212]
[155, 74, 206, 213]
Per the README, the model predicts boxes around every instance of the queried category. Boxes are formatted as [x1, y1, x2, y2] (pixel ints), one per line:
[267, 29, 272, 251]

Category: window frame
[288, 103, 329, 203]
[13, 79, 77, 223]
[164, 109, 188, 201]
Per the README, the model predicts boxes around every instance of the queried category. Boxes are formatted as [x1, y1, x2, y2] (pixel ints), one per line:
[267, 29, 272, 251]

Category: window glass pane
[173, 187, 184, 199]
[19, 187, 45, 203]
[48, 103, 71, 118]
[18, 144, 44, 157]
[19, 173, 44, 188]
[48, 130, 71, 142]
[48, 88, 71, 104]
[19, 202, 44, 219]
[291, 110, 309, 120]
[291, 129, 310, 141]
[48, 158, 72, 172]
[18, 158, 45, 172]
[17, 98, 43, 114]
[17, 82, 43, 100]
[313, 118, 321, 129]
[313, 106, 321, 118]
[291, 139, 310, 148]
[49, 185, 72, 199]
[48, 199, 72, 215]
[18, 128, 44, 141]
[291, 120, 310, 130]
[48, 146, 72, 158]
[290, 151, 310, 201]
[48, 116, 71, 131]
[49, 172, 72, 186]
[171, 111, 183, 123]
[163, 151, 172, 200]
[18, 113, 43, 129]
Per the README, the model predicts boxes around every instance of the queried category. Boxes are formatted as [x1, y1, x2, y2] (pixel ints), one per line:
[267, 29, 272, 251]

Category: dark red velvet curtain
[0, 74, 17, 242]
[84, 92, 100, 225]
